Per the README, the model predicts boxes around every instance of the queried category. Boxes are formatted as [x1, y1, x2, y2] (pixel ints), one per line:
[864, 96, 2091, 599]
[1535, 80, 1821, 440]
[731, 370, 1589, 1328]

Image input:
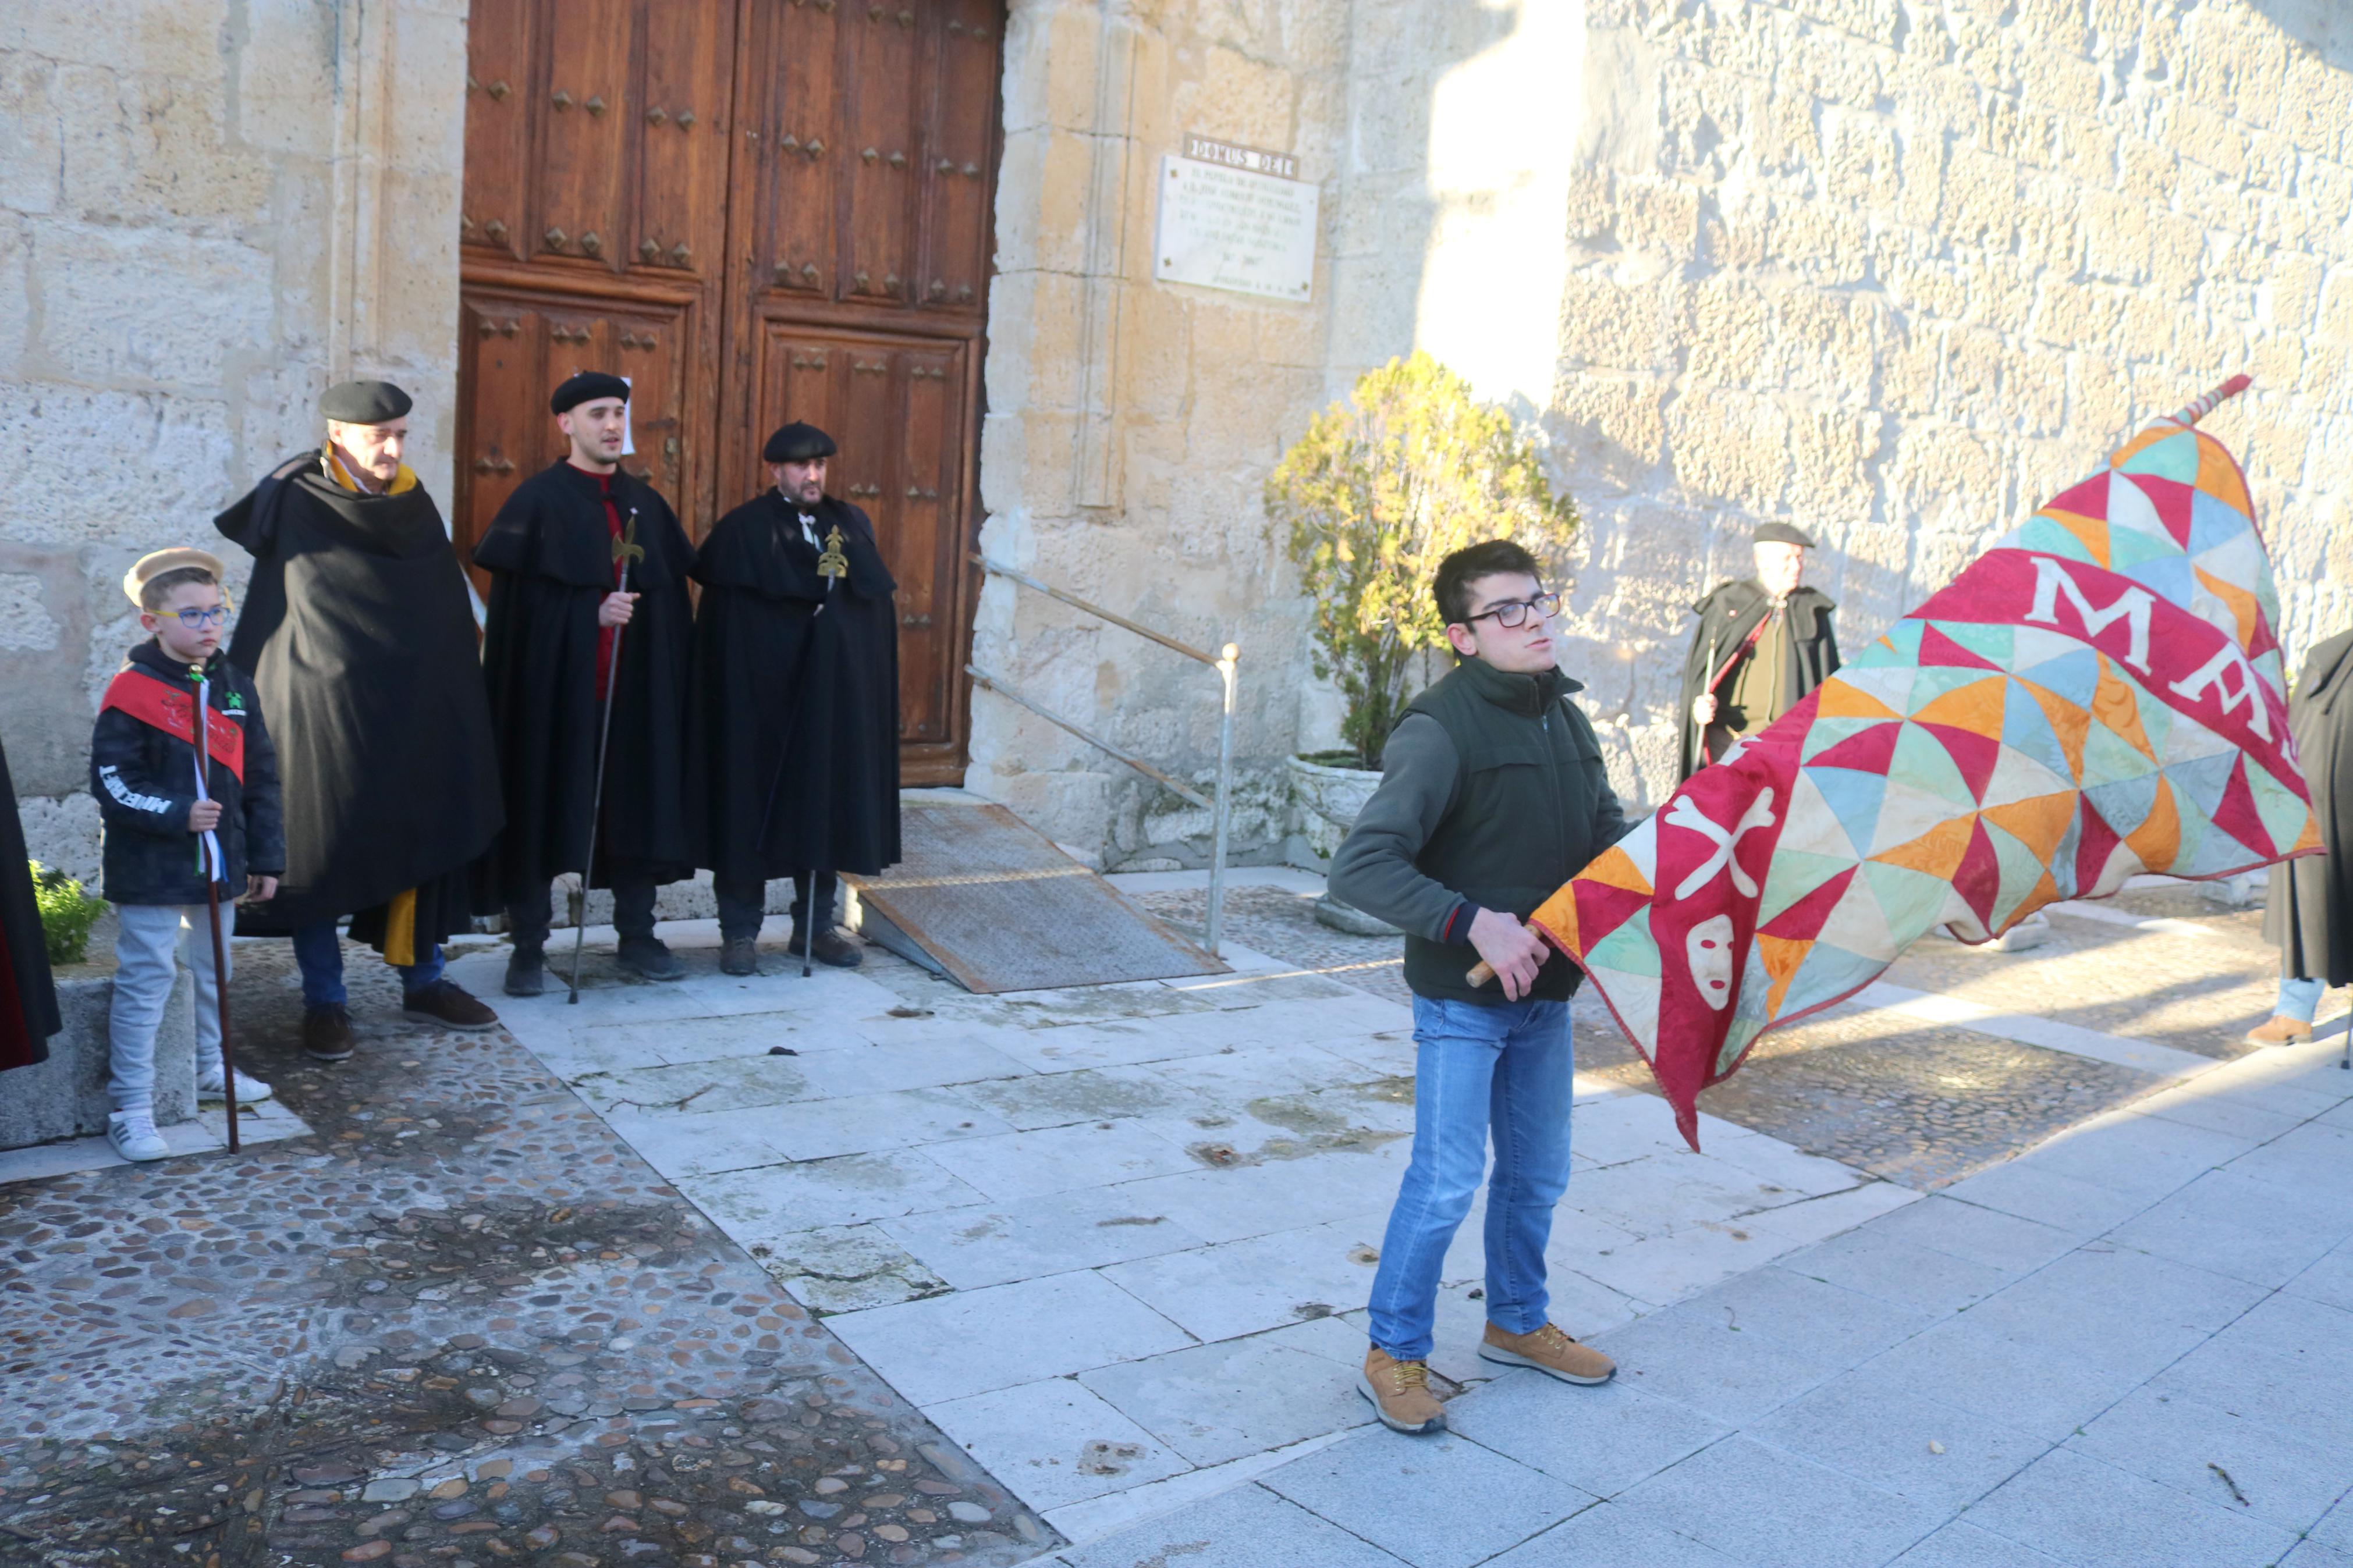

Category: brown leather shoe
[402, 980, 499, 1032]
[1478, 1322, 1616, 1385]
[787, 926, 864, 968]
[2245, 1014, 2313, 1048]
[302, 1004, 354, 1063]
[721, 937, 760, 977]
[1357, 1347, 1445, 1435]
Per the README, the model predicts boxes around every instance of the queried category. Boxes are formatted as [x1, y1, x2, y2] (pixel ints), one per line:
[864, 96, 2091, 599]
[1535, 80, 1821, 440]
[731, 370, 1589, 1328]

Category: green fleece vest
[1400, 659, 1616, 1005]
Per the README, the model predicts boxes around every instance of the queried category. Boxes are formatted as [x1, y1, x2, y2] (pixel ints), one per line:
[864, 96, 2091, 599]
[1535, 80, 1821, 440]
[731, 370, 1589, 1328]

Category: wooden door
[458, 0, 1002, 785]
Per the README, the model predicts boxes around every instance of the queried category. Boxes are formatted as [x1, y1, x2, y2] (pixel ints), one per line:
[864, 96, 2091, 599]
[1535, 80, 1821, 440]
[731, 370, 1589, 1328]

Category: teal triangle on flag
[2247, 763, 2312, 856]
[2015, 647, 2100, 709]
[2015, 517, 2102, 567]
[2116, 429, 2201, 482]
[1982, 819, 2051, 927]
[1715, 1015, 1766, 1075]
[1584, 922, 1661, 978]
[2107, 525, 2182, 570]
[2084, 773, 2158, 837]
[1755, 848, 1862, 928]
[2081, 722, 2159, 788]
[1860, 859, 1957, 938]
[1773, 941, 1887, 1021]
[1891, 722, 1978, 806]
[1804, 765, 1891, 859]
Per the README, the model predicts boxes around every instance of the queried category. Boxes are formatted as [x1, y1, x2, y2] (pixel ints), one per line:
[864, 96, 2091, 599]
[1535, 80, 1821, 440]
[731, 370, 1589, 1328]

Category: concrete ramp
[842, 801, 1227, 993]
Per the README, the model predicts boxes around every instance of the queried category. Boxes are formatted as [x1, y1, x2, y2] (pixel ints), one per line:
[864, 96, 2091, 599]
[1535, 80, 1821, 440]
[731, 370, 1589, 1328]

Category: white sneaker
[107, 1109, 171, 1162]
[196, 1064, 274, 1103]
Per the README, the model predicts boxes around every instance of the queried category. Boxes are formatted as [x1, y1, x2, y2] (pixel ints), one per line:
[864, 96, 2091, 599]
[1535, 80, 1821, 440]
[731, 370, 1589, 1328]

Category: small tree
[1268, 353, 1579, 769]
[31, 862, 105, 965]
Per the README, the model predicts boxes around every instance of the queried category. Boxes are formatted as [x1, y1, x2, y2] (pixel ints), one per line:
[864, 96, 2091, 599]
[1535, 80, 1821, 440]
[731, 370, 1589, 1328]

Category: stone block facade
[5, 0, 2351, 877]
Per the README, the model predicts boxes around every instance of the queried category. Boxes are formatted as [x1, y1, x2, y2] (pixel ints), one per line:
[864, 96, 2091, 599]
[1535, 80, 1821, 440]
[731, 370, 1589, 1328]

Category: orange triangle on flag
[2293, 808, 2323, 855]
[1910, 677, 2008, 738]
[1580, 844, 1653, 897]
[2125, 774, 2181, 869]
[2196, 438, 2251, 518]
[2019, 680, 2092, 777]
[1757, 933, 1811, 1019]
[1983, 791, 2078, 864]
[1531, 883, 1581, 954]
[1871, 813, 1978, 880]
[2025, 865, 2064, 915]
[1816, 680, 1903, 721]
[2091, 655, 2156, 762]
[2192, 566, 2260, 652]
[2039, 507, 2111, 567]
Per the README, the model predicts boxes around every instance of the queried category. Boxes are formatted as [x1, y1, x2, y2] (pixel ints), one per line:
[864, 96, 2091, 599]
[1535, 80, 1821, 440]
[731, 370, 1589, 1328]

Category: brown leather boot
[302, 1004, 354, 1063]
[1478, 1322, 1616, 1385]
[1357, 1347, 1445, 1435]
[2245, 1015, 2313, 1047]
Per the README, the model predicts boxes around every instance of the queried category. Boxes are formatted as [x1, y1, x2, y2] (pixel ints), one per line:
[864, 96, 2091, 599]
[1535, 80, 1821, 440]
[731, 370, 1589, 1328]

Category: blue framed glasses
[171, 607, 230, 630]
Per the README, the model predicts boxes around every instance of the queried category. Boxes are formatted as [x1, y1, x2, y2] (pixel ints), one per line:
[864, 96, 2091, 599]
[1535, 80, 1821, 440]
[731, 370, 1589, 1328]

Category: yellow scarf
[322, 442, 418, 496]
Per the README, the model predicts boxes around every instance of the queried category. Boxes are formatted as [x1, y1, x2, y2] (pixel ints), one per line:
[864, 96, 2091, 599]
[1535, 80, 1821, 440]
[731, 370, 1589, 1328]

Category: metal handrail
[971, 553, 1238, 957]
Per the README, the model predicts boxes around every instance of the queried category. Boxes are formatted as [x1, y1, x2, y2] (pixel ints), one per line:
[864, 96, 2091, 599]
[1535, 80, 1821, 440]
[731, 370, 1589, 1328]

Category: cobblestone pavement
[1132, 877, 2292, 1190]
[0, 937, 1048, 1568]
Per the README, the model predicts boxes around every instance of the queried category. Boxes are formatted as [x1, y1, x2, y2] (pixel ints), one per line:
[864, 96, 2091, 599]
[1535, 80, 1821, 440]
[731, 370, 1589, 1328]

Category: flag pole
[190, 662, 239, 1153]
[569, 510, 645, 1004]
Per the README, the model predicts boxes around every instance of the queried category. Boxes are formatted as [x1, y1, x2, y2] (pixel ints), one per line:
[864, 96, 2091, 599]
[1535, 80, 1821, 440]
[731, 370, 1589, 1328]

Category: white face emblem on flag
[1687, 915, 1735, 1011]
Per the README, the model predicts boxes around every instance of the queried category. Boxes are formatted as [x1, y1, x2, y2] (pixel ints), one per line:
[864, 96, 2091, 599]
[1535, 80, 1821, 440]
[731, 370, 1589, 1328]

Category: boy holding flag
[91, 550, 283, 1161]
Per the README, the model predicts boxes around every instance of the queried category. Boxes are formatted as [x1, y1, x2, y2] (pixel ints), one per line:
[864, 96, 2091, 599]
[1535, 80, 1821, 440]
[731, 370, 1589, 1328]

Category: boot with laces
[1358, 1346, 1445, 1435]
[1478, 1321, 1616, 1385]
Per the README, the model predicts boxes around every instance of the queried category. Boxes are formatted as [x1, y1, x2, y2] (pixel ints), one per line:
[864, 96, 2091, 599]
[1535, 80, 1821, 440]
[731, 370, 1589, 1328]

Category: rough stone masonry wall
[0, 0, 465, 888]
[970, 0, 1346, 869]
[1326, 0, 2353, 814]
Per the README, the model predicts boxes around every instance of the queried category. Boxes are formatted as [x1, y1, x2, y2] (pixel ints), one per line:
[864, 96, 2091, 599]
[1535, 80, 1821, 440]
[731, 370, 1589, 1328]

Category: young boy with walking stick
[92, 550, 283, 1161]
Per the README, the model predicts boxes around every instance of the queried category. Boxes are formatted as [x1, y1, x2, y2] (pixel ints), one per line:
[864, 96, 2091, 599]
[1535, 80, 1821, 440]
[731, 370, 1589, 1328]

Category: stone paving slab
[1041, 1034, 2353, 1567]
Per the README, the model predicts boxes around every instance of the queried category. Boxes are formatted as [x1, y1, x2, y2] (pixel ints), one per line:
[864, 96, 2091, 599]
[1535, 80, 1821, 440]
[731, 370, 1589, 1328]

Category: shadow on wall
[2246, 0, 2353, 64]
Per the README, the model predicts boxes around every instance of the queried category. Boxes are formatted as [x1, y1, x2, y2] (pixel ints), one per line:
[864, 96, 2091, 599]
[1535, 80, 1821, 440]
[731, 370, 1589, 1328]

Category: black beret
[320, 379, 413, 424]
[551, 371, 630, 415]
[1754, 522, 1818, 547]
[762, 422, 838, 463]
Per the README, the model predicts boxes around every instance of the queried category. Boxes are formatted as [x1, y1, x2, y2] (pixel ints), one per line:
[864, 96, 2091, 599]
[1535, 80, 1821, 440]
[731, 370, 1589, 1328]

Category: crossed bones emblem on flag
[1666, 788, 1777, 899]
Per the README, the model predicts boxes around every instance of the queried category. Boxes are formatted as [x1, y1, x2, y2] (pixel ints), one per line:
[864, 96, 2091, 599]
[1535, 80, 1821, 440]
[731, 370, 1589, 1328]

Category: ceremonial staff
[189, 660, 240, 1152]
[1687, 631, 1719, 779]
[800, 527, 850, 979]
[569, 510, 645, 1004]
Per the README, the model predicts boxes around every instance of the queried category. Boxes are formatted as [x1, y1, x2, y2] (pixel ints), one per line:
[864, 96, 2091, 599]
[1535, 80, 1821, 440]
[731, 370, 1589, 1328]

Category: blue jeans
[290, 919, 443, 1009]
[2279, 975, 2326, 1022]
[1367, 994, 1574, 1362]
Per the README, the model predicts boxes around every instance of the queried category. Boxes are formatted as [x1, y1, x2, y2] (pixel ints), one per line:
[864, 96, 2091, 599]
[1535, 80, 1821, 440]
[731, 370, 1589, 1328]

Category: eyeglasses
[1462, 592, 1561, 630]
[169, 607, 230, 630]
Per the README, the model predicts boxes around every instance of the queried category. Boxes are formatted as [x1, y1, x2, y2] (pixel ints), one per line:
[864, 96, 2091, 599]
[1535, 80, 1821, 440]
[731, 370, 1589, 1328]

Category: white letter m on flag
[2025, 556, 2155, 673]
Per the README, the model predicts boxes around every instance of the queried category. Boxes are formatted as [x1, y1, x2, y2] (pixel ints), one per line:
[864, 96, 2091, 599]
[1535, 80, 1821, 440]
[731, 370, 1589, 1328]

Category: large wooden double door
[457, 0, 1003, 782]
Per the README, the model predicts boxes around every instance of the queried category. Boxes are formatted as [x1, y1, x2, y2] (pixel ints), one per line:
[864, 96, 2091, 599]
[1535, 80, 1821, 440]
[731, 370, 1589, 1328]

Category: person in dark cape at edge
[688, 422, 900, 977]
[474, 371, 695, 998]
[217, 379, 505, 1063]
[0, 727, 61, 1074]
[2251, 625, 2353, 1046]
[1676, 521, 1841, 780]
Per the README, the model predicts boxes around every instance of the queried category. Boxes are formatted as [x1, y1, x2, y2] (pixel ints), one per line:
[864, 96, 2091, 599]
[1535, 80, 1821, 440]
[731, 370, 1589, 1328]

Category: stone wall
[1325, 0, 2353, 812]
[0, 0, 466, 885]
[969, 0, 1347, 868]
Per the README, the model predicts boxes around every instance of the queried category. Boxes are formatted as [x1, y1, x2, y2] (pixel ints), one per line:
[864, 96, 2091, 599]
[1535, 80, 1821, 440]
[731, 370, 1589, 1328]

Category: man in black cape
[688, 422, 899, 976]
[2253, 625, 2353, 1046]
[218, 379, 504, 1061]
[475, 371, 695, 996]
[0, 728, 61, 1073]
[1677, 521, 1840, 779]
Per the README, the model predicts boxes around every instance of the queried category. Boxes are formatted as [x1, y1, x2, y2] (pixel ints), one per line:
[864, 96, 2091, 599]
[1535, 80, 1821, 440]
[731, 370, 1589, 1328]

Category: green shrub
[31, 862, 106, 965]
[1266, 352, 1580, 769]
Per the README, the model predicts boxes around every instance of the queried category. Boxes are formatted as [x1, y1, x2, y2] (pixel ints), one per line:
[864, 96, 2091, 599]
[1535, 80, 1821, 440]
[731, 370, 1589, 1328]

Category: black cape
[1677, 581, 1840, 780]
[2266, 629, 2353, 985]
[0, 730, 60, 1071]
[218, 456, 502, 952]
[473, 462, 695, 904]
[687, 491, 900, 879]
